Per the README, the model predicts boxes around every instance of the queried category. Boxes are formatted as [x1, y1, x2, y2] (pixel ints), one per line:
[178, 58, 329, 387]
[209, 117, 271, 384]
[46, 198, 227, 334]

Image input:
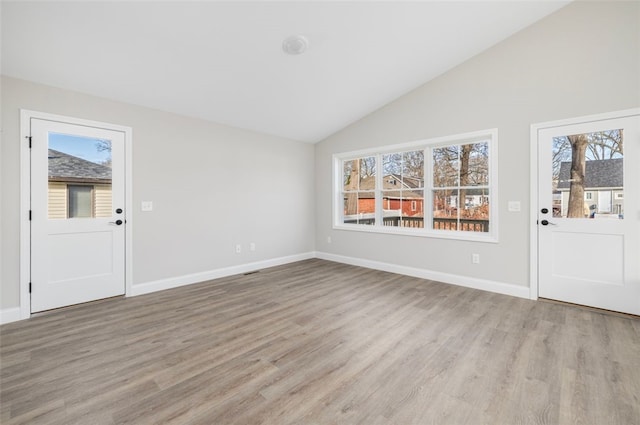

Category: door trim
[19, 110, 133, 320]
[529, 108, 640, 302]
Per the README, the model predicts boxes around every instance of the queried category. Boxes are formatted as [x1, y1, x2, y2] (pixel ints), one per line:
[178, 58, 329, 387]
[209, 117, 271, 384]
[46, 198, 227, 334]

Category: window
[334, 129, 497, 241]
[585, 192, 593, 200]
[68, 185, 94, 218]
[342, 157, 376, 225]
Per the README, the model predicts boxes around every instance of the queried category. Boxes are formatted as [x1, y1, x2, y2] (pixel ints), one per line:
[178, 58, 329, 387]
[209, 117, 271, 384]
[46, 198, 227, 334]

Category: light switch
[508, 201, 521, 212]
[141, 201, 153, 212]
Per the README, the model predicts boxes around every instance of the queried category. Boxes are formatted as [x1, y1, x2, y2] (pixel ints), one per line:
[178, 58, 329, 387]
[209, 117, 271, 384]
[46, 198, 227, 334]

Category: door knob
[541, 208, 549, 214]
[540, 219, 556, 226]
[109, 219, 123, 225]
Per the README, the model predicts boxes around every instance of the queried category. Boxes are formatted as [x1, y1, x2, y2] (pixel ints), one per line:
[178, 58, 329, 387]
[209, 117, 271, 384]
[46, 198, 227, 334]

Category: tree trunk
[345, 159, 359, 215]
[567, 134, 588, 218]
[458, 145, 472, 213]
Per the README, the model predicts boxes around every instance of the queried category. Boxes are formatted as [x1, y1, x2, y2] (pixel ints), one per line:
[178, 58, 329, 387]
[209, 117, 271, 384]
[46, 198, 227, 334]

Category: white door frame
[529, 107, 640, 301]
[19, 110, 133, 320]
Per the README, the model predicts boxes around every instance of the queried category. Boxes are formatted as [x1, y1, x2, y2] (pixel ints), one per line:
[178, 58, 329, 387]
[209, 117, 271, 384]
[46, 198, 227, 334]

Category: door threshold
[538, 297, 639, 320]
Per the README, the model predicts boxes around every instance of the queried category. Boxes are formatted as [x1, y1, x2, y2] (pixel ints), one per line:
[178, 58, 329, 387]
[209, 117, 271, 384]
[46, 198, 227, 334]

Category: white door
[537, 112, 640, 315]
[30, 118, 126, 312]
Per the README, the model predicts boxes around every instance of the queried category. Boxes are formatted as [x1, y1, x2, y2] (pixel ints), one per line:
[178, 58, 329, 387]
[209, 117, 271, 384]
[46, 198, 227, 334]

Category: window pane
[343, 159, 358, 191]
[466, 142, 489, 186]
[459, 188, 490, 232]
[432, 189, 458, 230]
[343, 192, 375, 225]
[383, 153, 402, 177]
[402, 150, 424, 183]
[68, 185, 93, 218]
[433, 146, 458, 187]
[359, 156, 376, 188]
[48, 133, 112, 219]
[552, 129, 623, 219]
[382, 190, 424, 228]
[343, 157, 376, 191]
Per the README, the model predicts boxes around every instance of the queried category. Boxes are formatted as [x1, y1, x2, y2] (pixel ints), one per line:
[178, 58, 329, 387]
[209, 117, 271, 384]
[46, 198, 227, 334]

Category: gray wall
[314, 1, 639, 288]
[2, 1, 638, 312]
[1, 76, 316, 309]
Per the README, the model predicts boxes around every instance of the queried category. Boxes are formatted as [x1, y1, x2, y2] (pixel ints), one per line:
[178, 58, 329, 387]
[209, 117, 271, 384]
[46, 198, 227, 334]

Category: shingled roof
[48, 149, 112, 183]
[557, 158, 622, 189]
[354, 174, 423, 199]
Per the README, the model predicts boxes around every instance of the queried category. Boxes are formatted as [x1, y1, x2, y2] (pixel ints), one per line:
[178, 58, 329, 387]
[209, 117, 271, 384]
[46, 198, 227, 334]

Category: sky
[49, 133, 111, 164]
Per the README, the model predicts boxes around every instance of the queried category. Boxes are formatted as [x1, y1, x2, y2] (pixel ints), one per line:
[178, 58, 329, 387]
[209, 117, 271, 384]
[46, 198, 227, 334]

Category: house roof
[557, 158, 623, 189]
[48, 149, 112, 183]
[353, 175, 423, 199]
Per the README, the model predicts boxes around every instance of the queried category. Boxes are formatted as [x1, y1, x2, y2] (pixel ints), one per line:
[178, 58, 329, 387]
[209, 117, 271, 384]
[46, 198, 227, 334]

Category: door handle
[109, 220, 123, 226]
[540, 220, 556, 226]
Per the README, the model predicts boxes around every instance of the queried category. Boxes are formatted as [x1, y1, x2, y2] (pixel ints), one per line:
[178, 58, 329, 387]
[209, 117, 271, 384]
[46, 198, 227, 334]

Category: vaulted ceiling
[1, 1, 570, 142]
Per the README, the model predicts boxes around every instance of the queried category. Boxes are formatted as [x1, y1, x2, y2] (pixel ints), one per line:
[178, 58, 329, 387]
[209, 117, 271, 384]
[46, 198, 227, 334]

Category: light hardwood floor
[1, 259, 639, 425]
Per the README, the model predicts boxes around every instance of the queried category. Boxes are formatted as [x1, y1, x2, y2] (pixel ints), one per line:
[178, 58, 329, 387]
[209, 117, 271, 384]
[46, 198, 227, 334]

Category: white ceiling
[1, 1, 570, 143]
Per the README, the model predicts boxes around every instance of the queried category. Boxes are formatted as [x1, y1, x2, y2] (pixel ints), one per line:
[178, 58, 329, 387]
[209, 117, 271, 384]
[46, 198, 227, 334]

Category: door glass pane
[48, 133, 112, 219]
[552, 129, 623, 219]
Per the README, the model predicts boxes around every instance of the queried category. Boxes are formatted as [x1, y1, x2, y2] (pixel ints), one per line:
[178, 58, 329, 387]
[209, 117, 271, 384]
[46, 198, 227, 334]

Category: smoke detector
[282, 35, 309, 55]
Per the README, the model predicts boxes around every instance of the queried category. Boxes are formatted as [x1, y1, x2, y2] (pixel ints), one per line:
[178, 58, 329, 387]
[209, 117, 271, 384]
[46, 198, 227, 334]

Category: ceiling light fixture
[282, 35, 309, 55]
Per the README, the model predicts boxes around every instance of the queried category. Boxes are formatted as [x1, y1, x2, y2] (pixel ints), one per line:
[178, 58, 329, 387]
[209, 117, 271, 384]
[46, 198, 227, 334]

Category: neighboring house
[48, 149, 112, 219]
[556, 158, 623, 217]
[347, 174, 424, 217]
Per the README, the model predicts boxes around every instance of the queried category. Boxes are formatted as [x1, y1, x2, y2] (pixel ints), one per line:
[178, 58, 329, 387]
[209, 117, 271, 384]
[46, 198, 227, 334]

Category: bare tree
[566, 134, 588, 218]
[586, 129, 623, 159]
[458, 144, 472, 211]
[553, 130, 623, 217]
[344, 160, 359, 215]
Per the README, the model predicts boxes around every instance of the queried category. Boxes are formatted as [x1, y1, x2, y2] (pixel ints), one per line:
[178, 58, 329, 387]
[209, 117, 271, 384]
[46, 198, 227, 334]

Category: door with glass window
[30, 118, 126, 312]
[537, 112, 640, 315]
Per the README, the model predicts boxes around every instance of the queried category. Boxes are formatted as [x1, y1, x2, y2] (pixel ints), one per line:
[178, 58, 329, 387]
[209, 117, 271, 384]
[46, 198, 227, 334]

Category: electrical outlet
[141, 201, 153, 212]
[250, 242, 256, 252]
[327, 236, 332, 244]
[235, 244, 241, 254]
[472, 253, 480, 264]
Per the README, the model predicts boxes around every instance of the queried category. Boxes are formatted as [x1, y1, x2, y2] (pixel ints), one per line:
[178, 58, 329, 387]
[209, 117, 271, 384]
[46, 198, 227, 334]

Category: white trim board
[316, 251, 530, 299]
[131, 252, 316, 296]
[0, 308, 22, 325]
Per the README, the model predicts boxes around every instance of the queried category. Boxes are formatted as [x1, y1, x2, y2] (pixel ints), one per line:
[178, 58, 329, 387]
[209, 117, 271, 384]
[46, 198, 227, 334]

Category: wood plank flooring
[1, 259, 639, 424]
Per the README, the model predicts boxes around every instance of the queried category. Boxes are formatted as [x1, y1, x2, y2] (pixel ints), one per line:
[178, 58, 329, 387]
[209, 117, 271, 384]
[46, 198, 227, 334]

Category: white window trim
[333, 128, 498, 243]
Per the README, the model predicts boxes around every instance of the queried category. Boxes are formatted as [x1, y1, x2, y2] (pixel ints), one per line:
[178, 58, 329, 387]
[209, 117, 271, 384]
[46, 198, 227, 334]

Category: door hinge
[29, 282, 32, 293]
[29, 210, 32, 221]
[27, 136, 32, 148]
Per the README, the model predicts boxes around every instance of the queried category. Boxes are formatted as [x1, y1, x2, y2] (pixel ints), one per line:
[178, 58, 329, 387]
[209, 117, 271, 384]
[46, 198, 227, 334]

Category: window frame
[333, 129, 498, 242]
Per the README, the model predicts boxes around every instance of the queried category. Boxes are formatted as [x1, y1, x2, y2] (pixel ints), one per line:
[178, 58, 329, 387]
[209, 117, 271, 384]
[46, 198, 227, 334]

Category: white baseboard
[0, 307, 22, 325]
[130, 252, 316, 297]
[4, 250, 529, 324]
[315, 251, 530, 299]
